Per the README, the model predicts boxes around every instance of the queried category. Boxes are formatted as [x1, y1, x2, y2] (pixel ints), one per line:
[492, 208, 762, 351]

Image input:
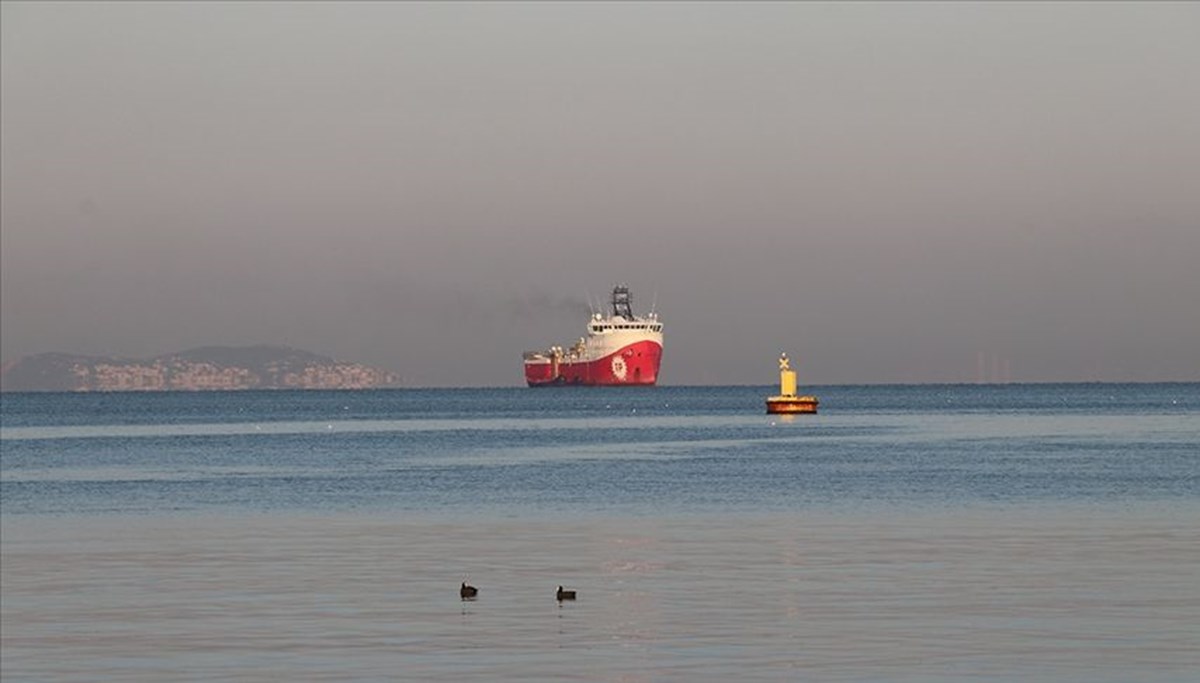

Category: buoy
[766, 353, 818, 414]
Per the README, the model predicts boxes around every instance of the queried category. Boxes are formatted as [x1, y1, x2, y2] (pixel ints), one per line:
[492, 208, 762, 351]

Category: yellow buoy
[766, 352, 818, 414]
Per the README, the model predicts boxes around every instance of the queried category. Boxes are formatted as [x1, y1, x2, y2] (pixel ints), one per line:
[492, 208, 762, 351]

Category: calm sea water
[2, 384, 1198, 681]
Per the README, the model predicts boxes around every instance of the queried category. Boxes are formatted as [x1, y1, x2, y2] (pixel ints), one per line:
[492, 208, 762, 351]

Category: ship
[523, 285, 663, 386]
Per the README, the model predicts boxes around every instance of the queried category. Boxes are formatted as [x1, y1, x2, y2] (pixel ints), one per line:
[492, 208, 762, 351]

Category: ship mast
[610, 284, 633, 320]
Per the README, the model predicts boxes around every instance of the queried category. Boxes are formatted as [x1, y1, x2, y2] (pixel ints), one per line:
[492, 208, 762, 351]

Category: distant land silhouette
[0, 346, 402, 392]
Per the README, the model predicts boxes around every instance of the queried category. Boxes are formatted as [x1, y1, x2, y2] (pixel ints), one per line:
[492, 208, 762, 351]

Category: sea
[2, 384, 1198, 682]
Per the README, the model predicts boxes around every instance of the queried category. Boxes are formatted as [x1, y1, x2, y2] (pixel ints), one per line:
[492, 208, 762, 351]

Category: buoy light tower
[766, 353, 818, 414]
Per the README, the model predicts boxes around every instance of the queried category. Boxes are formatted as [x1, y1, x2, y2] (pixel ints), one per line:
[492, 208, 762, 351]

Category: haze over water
[3, 384, 1198, 681]
[3, 2, 1199, 385]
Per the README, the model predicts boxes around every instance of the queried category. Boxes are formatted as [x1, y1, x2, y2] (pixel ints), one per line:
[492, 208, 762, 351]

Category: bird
[460, 582, 477, 600]
[556, 585, 577, 601]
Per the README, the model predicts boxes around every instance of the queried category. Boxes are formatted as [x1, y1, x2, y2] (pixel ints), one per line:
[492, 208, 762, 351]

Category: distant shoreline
[0, 345, 402, 393]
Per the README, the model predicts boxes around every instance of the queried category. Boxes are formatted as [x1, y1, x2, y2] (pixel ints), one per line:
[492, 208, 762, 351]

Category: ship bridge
[590, 319, 662, 334]
[588, 284, 662, 334]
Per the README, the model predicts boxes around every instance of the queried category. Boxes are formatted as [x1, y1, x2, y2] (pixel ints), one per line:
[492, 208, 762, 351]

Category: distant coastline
[0, 346, 401, 392]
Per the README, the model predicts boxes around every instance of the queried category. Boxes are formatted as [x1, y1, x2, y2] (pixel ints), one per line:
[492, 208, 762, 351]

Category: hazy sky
[3, 2, 1198, 385]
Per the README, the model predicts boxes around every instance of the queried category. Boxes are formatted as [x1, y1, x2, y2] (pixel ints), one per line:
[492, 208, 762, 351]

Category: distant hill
[0, 345, 402, 392]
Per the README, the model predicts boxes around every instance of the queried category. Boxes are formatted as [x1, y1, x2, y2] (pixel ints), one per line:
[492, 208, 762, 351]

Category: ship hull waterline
[524, 340, 662, 387]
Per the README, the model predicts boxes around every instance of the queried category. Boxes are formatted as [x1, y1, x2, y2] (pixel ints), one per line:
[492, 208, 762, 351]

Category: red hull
[524, 340, 662, 386]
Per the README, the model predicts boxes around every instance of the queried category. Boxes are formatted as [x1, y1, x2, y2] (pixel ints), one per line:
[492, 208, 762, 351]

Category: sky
[2, 1, 1198, 386]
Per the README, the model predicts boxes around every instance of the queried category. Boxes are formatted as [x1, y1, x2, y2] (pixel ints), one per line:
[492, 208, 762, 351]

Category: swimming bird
[460, 582, 477, 600]
[556, 585, 576, 601]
